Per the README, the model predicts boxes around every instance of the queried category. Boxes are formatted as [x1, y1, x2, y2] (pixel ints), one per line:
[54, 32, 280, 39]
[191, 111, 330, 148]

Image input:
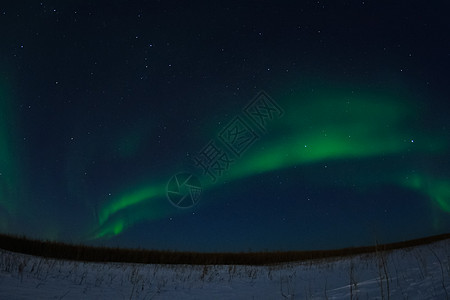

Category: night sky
[1, 1, 449, 252]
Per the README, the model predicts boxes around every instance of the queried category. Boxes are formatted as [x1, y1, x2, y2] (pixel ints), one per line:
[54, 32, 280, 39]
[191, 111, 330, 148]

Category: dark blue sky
[0, 1, 449, 252]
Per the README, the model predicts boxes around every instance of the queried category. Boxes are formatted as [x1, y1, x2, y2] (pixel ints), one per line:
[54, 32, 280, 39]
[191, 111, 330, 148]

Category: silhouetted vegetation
[0, 233, 448, 265]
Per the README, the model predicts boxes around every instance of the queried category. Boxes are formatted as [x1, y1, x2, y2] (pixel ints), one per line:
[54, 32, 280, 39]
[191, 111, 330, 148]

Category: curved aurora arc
[89, 87, 450, 241]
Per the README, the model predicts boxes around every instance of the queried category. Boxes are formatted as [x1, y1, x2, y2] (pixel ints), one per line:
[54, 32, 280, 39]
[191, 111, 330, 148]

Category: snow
[1, 239, 449, 299]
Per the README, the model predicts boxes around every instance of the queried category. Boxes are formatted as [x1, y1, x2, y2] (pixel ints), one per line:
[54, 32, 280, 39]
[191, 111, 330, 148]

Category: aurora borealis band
[1, 2, 449, 251]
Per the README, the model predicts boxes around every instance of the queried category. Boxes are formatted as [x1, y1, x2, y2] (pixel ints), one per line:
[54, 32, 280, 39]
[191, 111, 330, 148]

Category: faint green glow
[401, 174, 450, 212]
[0, 82, 20, 229]
[117, 133, 142, 158]
[115, 125, 147, 158]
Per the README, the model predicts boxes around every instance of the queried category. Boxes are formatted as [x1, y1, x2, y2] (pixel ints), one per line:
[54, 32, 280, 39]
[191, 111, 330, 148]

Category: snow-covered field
[0, 239, 449, 299]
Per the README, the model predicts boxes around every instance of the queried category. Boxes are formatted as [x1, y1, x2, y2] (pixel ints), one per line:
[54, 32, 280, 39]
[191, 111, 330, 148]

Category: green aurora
[90, 87, 450, 240]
